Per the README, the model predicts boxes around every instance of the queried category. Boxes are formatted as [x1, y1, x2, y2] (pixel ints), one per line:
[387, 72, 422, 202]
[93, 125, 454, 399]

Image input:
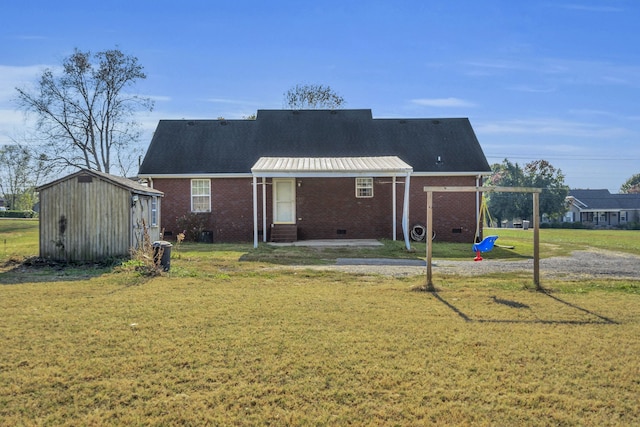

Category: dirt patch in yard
[293, 250, 640, 279]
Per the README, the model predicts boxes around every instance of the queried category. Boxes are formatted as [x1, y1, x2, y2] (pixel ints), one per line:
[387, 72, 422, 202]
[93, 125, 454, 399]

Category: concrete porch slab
[267, 239, 384, 247]
[336, 258, 426, 266]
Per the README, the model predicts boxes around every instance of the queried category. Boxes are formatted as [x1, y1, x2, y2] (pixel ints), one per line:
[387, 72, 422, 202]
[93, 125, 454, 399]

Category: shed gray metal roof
[138, 109, 491, 176]
[38, 169, 164, 197]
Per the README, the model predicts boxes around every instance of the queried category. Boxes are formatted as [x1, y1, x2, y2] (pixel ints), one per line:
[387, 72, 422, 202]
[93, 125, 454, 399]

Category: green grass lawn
[1, 220, 639, 425]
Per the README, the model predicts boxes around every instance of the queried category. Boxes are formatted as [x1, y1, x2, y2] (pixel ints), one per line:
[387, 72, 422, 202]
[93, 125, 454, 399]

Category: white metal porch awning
[251, 156, 413, 177]
[251, 156, 414, 249]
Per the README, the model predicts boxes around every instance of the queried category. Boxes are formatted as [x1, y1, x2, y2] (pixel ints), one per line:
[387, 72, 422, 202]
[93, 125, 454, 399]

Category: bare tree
[16, 48, 153, 175]
[283, 83, 345, 109]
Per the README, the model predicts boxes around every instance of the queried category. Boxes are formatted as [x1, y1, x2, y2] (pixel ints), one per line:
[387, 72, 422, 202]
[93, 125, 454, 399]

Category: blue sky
[2, 0, 639, 192]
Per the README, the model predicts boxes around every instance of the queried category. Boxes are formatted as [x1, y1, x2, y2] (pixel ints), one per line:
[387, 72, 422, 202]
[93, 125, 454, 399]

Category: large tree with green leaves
[0, 144, 51, 210]
[283, 83, 345, 109]
[620, 173, 640, 193]
[487, 159, 569, 225]
[16, 48, 153, 175]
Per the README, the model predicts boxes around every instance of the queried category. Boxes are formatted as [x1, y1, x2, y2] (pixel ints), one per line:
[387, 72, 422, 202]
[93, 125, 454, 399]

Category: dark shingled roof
[138, 109, 491, 175]
[569, 189, 640, 210]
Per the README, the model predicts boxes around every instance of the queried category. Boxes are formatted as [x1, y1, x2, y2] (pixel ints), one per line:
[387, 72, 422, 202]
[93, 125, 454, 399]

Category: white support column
[253, 175, 258, 248]
[475, 176, 481, 239]
[262, 177, 267, 242]
[392, 175, 397, 240]
[402, 172, 411, 250]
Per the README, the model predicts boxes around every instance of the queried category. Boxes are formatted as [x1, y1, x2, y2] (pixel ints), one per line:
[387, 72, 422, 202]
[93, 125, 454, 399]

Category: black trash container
[153, 241, 173, 271]
[200, 230, 213, 243]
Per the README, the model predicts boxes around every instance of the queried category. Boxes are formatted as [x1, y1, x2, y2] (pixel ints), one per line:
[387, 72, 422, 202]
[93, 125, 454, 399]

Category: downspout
[402, 171, 411, 250]
[475, 175, 481, 239]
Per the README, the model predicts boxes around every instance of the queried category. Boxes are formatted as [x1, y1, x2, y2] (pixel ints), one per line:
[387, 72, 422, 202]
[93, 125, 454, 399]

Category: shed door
[273, 179, 296, 223]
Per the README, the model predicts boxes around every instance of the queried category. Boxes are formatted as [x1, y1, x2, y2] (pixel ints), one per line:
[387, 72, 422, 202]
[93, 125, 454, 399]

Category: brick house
[138, 109, 491, 247]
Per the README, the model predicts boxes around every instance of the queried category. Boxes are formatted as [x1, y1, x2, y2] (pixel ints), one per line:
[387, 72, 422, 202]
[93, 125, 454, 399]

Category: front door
[273, 178, 296, 223]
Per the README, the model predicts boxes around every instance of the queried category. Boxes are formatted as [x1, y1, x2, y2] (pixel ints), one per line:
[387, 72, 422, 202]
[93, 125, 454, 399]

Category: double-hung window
[150, 196, 158, 226]
[355, 177, 374, 198]
[191, 179, 211, 212]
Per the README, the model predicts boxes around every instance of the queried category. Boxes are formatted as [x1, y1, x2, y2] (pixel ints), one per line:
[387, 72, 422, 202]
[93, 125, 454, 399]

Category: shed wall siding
[40, 177, 132, 261]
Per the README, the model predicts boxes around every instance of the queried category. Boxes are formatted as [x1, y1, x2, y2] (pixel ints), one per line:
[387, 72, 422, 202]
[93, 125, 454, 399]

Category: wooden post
[426, 191, 435, 291]
[533, 192, 541, 290]
[422, 186, 542, 290]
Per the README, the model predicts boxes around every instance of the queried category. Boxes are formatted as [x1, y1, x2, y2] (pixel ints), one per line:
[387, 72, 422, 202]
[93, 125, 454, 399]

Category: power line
[485, 154, 640, 161]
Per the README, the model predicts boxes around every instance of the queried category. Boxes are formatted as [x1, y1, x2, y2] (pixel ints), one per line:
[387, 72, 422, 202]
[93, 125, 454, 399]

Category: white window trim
[355, 177, 374, 198]
[150, 196, 159, 227]
[191, 179, 211, 212]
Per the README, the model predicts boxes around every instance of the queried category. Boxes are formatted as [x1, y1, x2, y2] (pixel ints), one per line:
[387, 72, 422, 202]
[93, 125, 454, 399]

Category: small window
[355, 177, 373, 198]
[150, 196, 158, 227]
[191, 179, 211, 212]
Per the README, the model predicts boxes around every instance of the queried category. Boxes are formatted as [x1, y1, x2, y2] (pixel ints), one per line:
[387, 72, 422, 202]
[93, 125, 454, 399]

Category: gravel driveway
[296, 250, 640, 279]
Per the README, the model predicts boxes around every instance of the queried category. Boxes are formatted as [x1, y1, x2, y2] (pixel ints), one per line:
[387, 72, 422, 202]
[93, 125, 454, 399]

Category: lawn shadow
[539, 289, 619, 324]
[429, 289, 619, 325]
[0, 258, 117, 285]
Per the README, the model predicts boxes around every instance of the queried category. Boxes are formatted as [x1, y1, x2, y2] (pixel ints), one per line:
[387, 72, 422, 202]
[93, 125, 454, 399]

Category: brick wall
[296, 177, 394, 239]
[152, 177, 257, 242]
[152, 175, 482, 243]
[409, 176, 480, 243]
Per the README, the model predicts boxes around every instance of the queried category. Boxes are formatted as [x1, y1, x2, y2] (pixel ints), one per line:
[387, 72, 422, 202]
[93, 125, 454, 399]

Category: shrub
[0, 210, 37, 218]
[120, 220, 165, 277]
[541, 221, 590, 229]
[175, 213, 208, 242]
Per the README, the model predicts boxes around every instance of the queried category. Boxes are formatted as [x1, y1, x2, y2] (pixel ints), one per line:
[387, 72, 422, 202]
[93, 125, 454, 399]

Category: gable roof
[138, 109, 491, 176]
[37, 169, 164, 197]
[568, 189, 640, 211]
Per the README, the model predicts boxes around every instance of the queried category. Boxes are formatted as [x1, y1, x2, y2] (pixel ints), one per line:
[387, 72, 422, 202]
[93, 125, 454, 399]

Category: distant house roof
[37, 169, 164, 197]
[138, 109, 491, 176]
[568, 189, 640, 211]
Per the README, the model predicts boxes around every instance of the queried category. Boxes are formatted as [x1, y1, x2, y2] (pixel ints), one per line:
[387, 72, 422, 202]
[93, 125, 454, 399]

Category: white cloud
[0, 64, 48, 101]
[475, 118, 630, 139]
[508, 85, 556, 93]
[555, 4, 623, 13]
[204, 97, 263, 107]
[463, 57, 640, 88]
[145, 95, 172, 103]
[410, 97, 476, 108]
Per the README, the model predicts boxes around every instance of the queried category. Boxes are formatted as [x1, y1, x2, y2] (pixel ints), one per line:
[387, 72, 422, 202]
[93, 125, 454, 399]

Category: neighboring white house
[565, 189, 640, 227]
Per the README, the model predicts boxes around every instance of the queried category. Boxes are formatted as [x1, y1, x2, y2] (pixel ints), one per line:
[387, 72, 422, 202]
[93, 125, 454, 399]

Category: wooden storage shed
[37, 169, 164, 262]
